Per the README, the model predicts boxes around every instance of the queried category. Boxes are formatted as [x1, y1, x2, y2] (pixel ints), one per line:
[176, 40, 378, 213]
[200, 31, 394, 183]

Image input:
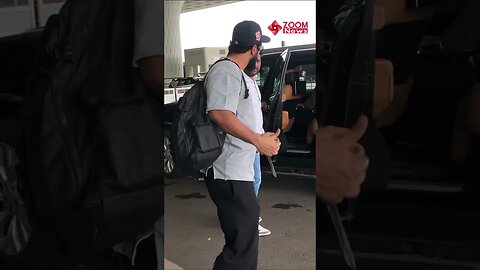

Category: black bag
[26, 0, 163, 250]
[171, 58, 247, 173]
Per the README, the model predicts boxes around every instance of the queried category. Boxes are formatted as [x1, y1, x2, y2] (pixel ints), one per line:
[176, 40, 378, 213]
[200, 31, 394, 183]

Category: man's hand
[208, 111, 280, 156]
[315, 115, 369, 204]
[254, 129, 281, 157]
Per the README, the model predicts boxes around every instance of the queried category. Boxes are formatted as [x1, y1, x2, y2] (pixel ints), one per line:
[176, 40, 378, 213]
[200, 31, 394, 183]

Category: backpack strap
[206, 58, 249, 99]
[224, 59, 249, 99]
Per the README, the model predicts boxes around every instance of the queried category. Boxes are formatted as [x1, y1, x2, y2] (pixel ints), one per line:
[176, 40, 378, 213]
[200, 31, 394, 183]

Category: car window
[256, 66, 270, 88]
[301, 64, 316, 92]
[269, 51, 288, 101]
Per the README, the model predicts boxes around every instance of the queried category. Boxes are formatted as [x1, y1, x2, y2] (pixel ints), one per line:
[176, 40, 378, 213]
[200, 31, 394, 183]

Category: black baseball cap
[230, 20, 271, 49]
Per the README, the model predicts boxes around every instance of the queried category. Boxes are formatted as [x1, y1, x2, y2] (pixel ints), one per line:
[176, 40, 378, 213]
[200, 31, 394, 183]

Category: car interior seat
[371, 4, 394, 119]
[374, 0, 436, 127]
[282, 71, 304, 133]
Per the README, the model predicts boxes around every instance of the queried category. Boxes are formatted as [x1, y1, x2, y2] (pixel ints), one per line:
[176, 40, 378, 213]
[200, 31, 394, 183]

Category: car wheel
[164, 131, 182, 178]
[0, 144, 32, 266]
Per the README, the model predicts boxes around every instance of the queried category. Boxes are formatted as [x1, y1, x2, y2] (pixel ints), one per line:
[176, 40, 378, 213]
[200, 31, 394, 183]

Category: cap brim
[260, 35, 271, 43]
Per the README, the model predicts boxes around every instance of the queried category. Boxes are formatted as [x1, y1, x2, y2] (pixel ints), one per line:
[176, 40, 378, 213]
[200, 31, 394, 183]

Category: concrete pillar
[164, 0, 184, 79]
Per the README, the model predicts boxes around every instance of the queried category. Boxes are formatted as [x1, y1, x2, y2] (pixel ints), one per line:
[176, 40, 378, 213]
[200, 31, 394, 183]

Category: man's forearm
[209, 110, 260, 146]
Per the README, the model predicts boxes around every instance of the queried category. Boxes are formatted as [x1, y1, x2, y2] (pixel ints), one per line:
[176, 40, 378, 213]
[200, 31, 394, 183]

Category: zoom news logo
[267, 20, 282, 35]
[268, 20, 308, 35]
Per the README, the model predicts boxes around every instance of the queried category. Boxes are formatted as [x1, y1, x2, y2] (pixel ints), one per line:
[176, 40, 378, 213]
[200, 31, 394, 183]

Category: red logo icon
[255, 31, 261, 41]
[268, 20, 282, 36]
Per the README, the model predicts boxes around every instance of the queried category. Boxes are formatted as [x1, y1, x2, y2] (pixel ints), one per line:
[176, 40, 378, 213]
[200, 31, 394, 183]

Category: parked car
[164, 77, 199, 104]
[168, 77, 197, 88]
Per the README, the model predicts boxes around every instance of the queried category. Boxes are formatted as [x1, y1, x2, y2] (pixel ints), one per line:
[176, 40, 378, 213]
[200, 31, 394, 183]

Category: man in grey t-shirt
[204, 21, 281, 270]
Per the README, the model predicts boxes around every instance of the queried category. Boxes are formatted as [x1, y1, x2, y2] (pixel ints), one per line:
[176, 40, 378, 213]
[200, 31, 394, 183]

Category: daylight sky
[180, 1, 316, 54]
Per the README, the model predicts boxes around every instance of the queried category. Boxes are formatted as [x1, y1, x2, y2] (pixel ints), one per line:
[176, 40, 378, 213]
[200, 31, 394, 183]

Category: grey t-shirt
[133, 0, 164, 67]
[206, 60, 257, 181]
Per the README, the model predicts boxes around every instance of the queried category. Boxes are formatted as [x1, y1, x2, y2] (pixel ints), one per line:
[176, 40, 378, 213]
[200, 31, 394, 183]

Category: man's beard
[245, 52, 258, 77]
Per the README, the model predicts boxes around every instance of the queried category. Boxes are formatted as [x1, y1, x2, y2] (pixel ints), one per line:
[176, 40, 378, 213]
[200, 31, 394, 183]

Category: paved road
[164, 171, 316, 270]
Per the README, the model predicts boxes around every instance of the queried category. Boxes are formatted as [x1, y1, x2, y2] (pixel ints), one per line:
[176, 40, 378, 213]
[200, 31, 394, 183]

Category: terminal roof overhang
[182, 0, 242, 13]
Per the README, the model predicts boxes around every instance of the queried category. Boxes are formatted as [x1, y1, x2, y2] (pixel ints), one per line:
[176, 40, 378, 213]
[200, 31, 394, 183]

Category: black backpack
[171, 58, 247, 173]
[26, 0, 163, 251]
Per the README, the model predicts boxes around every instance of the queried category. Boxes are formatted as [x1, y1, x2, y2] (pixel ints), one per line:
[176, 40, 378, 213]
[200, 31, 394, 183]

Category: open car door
[319, 0, 374, 128]
[261, 49, 291, 176]
[264, 48, 291, 133]
[316, 0, 383, 269]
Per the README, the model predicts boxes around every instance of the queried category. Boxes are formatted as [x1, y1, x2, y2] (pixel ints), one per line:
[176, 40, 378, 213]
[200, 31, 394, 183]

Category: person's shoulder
[208, 59, 242, 79]
[211, 59, 239, 71]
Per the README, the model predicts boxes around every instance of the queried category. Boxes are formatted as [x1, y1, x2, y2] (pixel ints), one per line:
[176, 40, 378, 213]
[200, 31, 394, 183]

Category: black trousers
[205, 169, 259, 270]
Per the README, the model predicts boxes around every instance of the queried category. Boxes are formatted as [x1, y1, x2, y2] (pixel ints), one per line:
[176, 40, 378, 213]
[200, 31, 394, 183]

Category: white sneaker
[259, 216, 262, 223]
[258, 225, 271, 237]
